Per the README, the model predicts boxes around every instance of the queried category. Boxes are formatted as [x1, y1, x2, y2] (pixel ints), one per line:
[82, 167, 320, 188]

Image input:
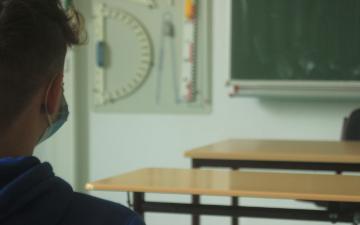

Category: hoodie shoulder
[0, 159, 143, 225]
[60, 192, 145, 225]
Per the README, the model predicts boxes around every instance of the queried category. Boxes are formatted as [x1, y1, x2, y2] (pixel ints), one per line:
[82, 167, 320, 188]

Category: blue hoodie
[0, 157, 145, 225]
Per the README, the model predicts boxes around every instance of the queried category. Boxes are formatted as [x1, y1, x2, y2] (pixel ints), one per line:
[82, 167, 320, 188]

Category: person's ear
[45, 74, 64, 115]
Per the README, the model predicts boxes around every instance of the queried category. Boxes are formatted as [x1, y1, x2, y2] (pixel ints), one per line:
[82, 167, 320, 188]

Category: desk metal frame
[190, 158, 360, 225]
[132, 192, 360, 225]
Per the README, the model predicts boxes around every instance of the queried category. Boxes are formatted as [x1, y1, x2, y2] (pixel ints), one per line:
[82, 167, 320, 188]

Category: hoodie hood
[0, 157, 73, 225]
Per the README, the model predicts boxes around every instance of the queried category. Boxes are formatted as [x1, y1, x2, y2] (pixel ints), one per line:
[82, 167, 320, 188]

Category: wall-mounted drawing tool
[156, 12, 179, 104]
[181, 0, 197, 102]
[94, 3, 154, 106]
[90, 0, 211, 113]
[126, 0, 157, 8]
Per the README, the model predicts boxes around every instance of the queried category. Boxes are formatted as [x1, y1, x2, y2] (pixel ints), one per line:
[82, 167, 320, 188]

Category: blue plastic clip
[96, 41, 105, 68]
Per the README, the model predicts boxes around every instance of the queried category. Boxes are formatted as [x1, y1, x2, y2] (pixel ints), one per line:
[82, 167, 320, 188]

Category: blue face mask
[38, 94, 69, 144]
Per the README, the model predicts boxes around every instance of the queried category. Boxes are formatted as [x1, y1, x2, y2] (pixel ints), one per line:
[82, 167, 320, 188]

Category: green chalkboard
[231, 0, 360, 81]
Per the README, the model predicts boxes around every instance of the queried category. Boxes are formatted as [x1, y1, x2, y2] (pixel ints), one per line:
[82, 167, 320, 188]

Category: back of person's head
[0, 0, 83, 130]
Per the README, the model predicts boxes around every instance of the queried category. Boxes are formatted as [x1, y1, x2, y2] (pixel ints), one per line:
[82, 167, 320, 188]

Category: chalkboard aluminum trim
[228, 80, 360, 91]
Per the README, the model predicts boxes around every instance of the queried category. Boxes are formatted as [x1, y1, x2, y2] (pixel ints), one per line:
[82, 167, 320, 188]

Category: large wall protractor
[94, 3, 154, 106]
[91, 1, 212, 113]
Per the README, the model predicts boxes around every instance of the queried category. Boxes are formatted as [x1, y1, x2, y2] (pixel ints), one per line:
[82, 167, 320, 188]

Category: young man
[0, 0, 145, 224]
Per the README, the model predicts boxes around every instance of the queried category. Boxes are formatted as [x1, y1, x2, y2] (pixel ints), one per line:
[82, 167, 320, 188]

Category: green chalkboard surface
[231, 0, 360, 81]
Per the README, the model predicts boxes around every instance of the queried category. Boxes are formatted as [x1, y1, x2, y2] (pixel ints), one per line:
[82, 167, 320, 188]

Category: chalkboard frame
[229, 0, 360, 98]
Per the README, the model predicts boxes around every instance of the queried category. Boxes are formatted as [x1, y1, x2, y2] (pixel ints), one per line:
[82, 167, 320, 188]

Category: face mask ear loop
[44, 77, 57, 126]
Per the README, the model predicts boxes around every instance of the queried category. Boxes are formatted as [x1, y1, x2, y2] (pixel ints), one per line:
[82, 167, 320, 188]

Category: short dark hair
[0, 0, 84, 129]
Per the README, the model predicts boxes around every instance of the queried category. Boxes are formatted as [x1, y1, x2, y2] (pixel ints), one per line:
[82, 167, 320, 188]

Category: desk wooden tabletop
[184, 139, 360, 163]
[86, 168, 360, 203]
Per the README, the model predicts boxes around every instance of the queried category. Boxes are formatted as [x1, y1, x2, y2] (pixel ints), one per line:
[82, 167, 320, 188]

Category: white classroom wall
[87, 1, 359, 225]
[36, 0, 360, 225]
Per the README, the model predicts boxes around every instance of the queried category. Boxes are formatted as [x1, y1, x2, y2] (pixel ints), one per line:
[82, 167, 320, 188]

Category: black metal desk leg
[232, 196, 239, 225]
[192, 195, 200, 225]
[192, 160, 200, 225]
[231, 167, 239, 225]
[134, 192, 145, 218]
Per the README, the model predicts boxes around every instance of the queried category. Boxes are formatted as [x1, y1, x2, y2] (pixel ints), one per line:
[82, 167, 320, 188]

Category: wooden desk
[86, 168, 360, 224]
[185, 139, 360, 225]
[185, 139, 360, 171]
